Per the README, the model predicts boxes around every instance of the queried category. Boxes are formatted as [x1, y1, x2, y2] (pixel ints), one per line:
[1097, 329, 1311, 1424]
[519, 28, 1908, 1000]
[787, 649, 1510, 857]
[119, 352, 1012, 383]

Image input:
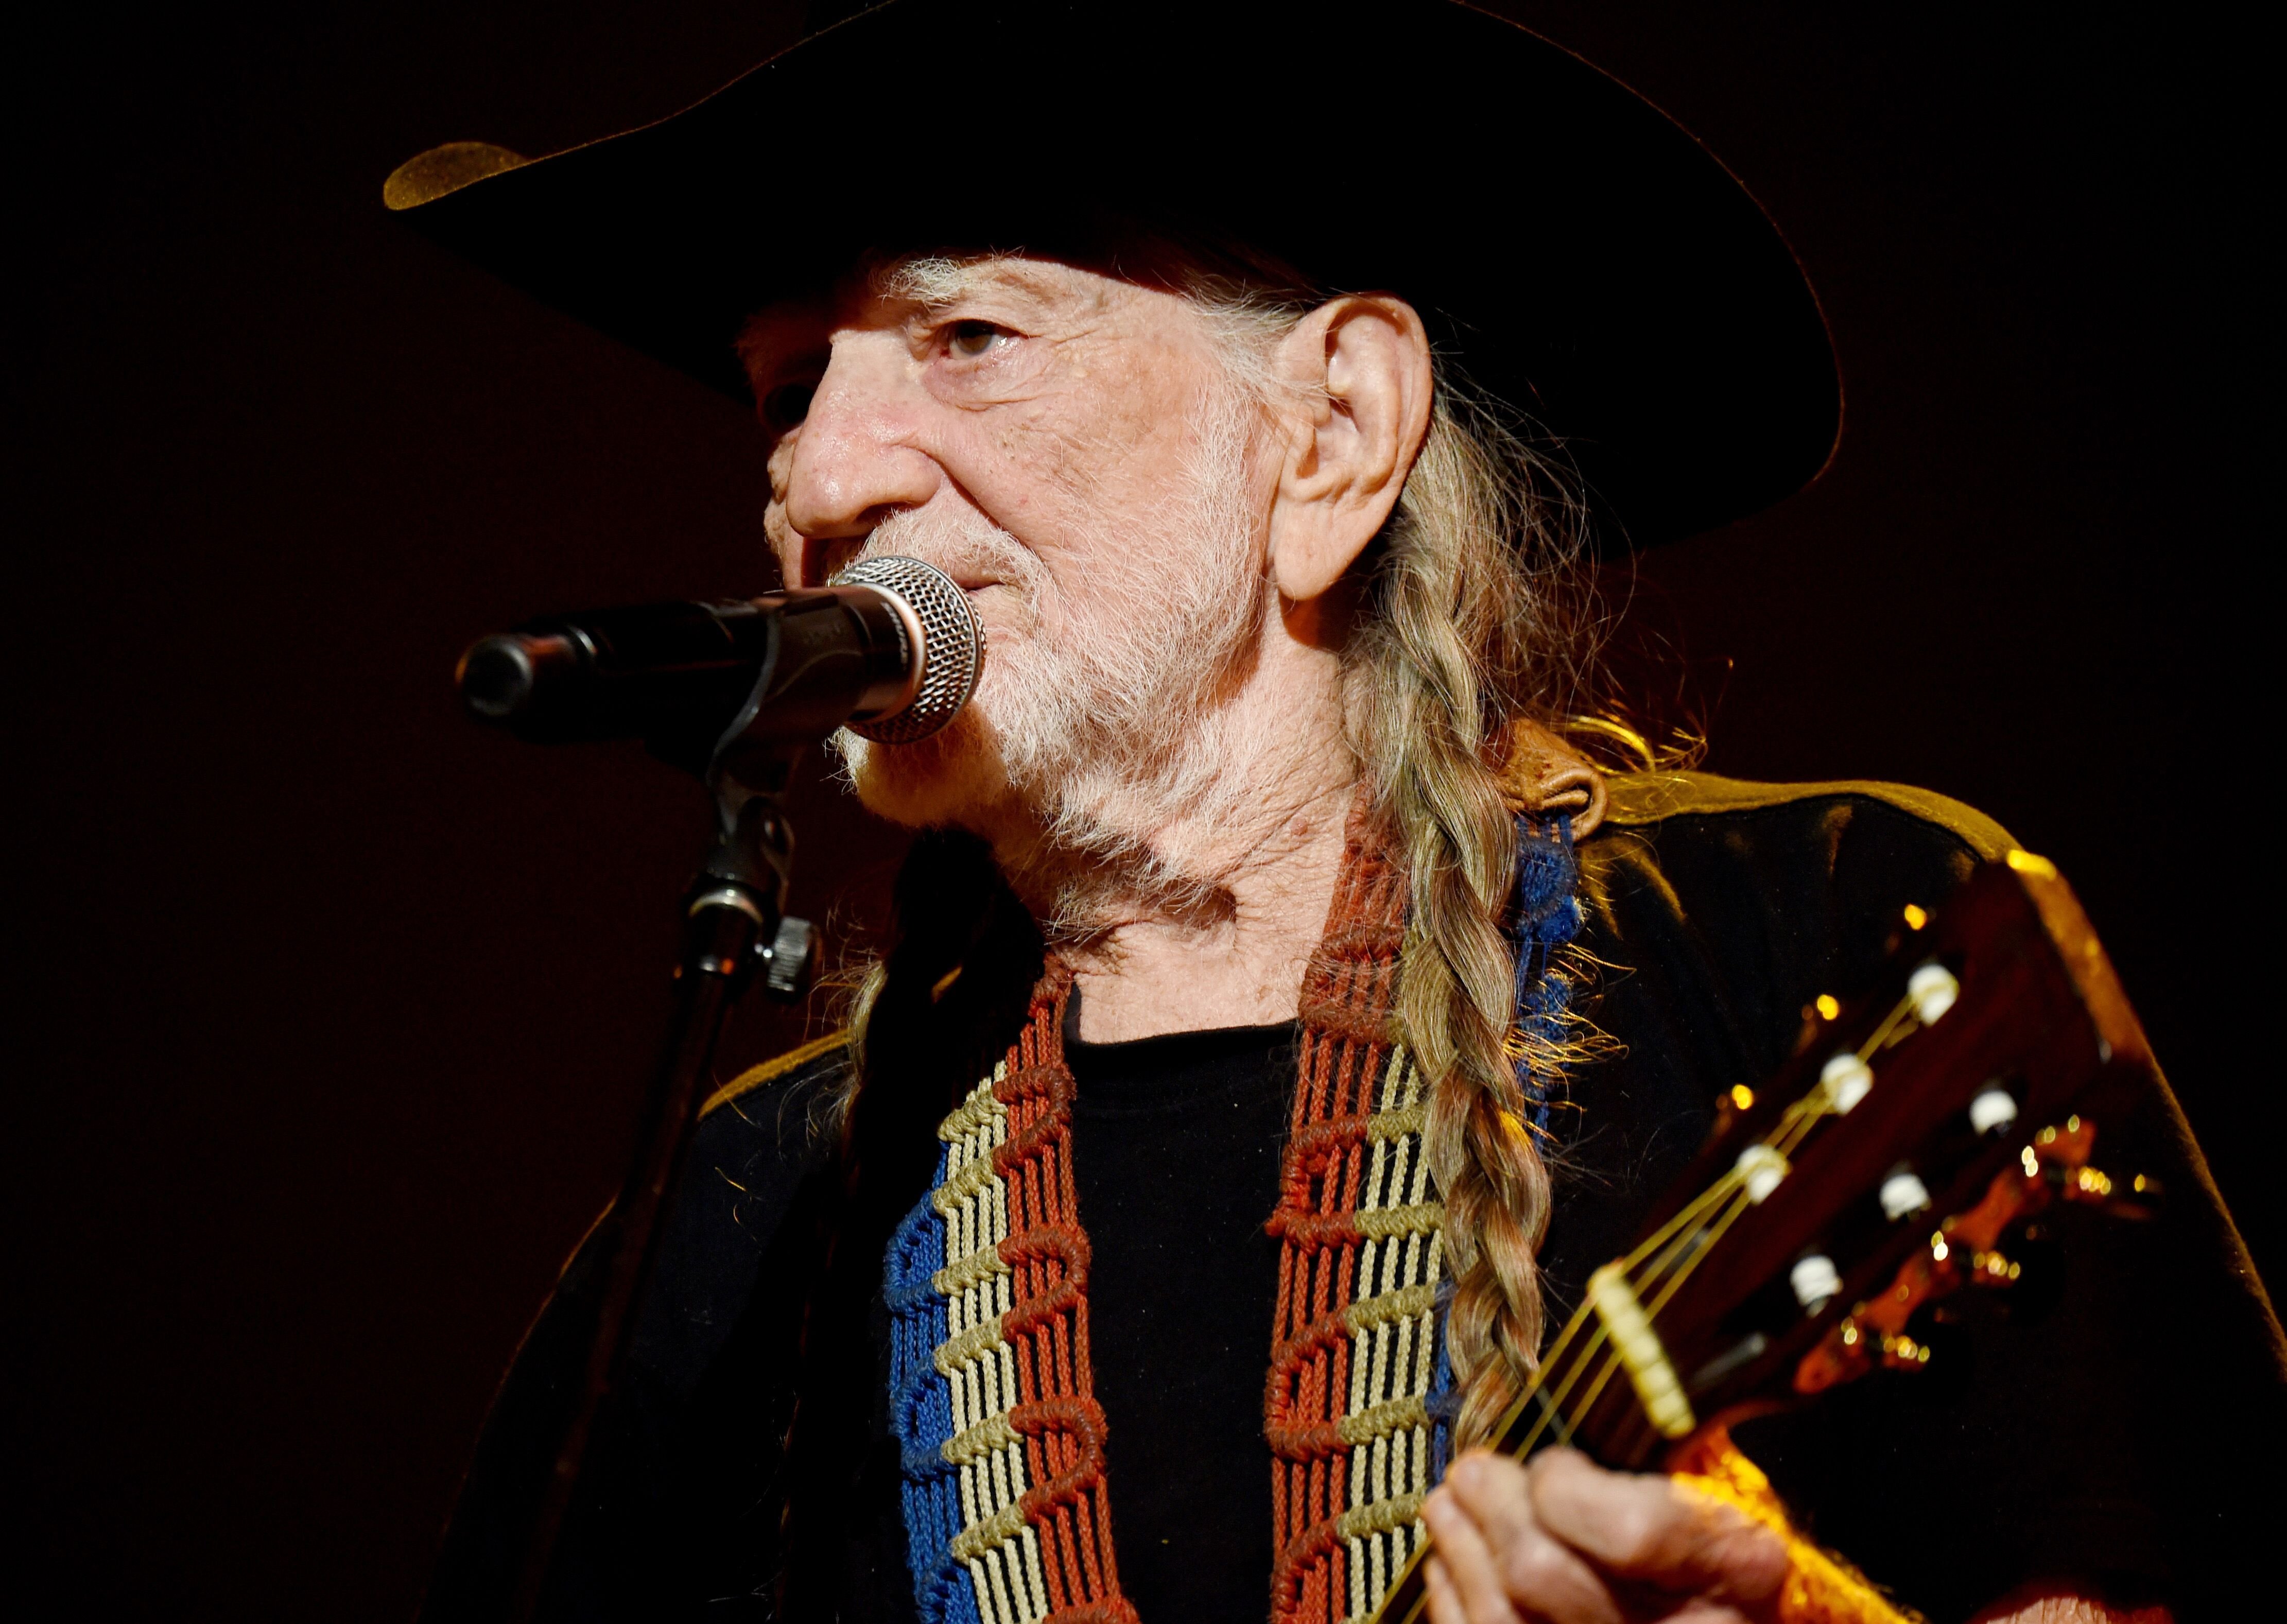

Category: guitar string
[1858, 994, 1921, 1062]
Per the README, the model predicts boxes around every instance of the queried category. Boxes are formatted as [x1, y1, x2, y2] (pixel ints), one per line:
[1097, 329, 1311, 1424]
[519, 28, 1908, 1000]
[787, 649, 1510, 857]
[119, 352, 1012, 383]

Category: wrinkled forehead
[735, 246, 1191, 377]
[736, 212, 1316, 358]
[860, 251, 1106, 307]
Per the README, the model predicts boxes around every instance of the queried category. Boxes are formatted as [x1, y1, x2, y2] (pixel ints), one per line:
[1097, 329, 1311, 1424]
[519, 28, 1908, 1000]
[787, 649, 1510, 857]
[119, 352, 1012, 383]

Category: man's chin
[833, 713, 1020, 834]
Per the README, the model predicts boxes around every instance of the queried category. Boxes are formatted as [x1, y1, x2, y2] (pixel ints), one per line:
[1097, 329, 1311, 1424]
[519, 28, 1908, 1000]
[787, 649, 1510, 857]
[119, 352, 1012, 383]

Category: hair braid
[1350, 384, 1590, 1449]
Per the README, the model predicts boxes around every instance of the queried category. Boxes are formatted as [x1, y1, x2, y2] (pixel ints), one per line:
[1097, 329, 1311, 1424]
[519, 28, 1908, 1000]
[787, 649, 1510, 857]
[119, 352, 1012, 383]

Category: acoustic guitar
[1370, 849, 2162, 1622]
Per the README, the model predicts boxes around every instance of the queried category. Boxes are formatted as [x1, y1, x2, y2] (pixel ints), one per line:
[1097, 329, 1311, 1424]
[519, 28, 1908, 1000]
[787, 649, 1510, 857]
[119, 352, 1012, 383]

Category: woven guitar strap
[887, 803, 1581, 1624]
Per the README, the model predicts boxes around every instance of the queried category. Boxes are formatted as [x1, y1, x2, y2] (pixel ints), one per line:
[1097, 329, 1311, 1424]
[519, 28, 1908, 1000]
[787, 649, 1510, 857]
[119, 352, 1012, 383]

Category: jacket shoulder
[1598, 770, 2017, 860]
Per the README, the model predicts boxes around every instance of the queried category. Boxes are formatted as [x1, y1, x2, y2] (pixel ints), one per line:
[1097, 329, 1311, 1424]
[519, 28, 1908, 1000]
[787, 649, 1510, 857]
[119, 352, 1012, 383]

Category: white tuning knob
[1880, 1168, 1933, 1220]
[1969, 1087, 2019, 1135]
[1908, 961, 1960, 1025]
[1790, 1254, 1842, 1311]
[1736, 1143, 1789, 1204]
[1821, 1052, 1875, 1114]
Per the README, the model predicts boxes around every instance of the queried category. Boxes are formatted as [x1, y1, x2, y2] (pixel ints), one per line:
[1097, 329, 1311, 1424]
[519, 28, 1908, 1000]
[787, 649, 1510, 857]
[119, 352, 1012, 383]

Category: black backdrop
[7, 5, 2272, 1619]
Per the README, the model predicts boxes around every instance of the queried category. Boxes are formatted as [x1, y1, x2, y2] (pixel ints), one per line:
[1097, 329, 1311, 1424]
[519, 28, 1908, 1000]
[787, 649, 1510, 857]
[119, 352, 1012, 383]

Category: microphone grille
[835, 555, 986, 744]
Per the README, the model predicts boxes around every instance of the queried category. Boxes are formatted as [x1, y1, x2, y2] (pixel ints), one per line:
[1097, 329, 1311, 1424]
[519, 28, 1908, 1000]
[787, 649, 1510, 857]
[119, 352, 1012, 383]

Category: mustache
[850, 507, 1046, 598]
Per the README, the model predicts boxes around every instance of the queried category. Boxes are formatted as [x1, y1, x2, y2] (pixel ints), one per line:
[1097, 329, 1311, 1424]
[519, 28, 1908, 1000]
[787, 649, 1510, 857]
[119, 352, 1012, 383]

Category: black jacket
[420, 774, 2286, 1622]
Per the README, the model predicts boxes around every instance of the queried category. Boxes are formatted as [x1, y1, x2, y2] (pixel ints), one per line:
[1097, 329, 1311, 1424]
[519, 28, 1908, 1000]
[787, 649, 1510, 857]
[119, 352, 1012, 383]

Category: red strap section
[1267, 807, 1409, 1624]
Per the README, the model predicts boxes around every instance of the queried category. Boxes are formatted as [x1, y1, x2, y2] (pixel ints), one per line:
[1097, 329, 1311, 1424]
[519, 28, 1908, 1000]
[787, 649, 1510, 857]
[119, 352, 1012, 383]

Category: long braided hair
[825, 250, 1595, 1470]
[1347, 378, 1592, 1449]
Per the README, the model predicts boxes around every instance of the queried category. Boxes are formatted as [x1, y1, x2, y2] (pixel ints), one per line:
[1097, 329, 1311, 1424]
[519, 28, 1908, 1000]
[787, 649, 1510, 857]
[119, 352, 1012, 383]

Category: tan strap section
[1355, 1202, 1446, 1240]
[947, 1500, 1030, 1565]
[1337, 1394, 1430, 1446]
[1346, 1282, 1439, 1333]
[933, 1314, 1005, 1376]
[1366, 1101, 1427, 1141]
[1335, 1493, 1426, 1542]
[931, 1150, 999, 1216]
[942, 1410, 1017, 1468]
[932, 1245, 1010, 1298]
[938, 1075, 1006, 1141]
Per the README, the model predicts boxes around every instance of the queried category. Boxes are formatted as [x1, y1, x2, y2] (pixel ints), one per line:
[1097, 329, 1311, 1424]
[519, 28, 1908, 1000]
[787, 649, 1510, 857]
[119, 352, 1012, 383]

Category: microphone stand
[455, 555, 978, 1619]
[508, 672, 818, 1624]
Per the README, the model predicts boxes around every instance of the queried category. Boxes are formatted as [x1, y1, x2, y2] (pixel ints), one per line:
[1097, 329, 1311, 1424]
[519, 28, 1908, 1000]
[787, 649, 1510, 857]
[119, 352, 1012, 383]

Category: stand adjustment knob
[760, 915, 818, 1001]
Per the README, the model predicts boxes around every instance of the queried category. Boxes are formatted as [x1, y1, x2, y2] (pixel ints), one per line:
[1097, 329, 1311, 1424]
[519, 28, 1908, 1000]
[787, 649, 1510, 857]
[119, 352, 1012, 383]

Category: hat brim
[388, 0, 1839, 549]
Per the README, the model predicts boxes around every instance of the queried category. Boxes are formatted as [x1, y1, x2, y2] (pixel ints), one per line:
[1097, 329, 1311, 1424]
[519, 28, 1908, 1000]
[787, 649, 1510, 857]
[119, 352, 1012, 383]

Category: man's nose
[783, 340, 941, 552]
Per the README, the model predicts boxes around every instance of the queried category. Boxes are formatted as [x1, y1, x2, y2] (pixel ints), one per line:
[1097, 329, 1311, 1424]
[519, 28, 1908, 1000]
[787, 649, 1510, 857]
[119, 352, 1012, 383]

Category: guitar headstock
[1370, 852, 2164, 1624]
[1560, 850, 2159, 1468]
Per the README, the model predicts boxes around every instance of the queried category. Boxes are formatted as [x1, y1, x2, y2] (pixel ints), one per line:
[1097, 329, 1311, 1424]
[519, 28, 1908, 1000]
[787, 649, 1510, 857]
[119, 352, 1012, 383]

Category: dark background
[6, 4, 2271, 1619]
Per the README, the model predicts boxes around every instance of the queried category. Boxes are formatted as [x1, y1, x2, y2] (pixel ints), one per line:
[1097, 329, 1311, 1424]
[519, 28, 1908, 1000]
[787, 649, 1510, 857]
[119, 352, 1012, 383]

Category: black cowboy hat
[386, 0, 1839, 549]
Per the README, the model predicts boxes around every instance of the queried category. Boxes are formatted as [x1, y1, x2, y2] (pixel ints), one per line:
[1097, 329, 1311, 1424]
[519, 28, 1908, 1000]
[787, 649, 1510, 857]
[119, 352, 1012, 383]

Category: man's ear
[1266, 294, 1434, 604]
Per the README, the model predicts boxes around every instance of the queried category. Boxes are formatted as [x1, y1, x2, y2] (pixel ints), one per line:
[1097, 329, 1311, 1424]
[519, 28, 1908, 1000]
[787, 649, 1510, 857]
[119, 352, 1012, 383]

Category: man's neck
[1060, 776, 1354, 1042]
[1026, 626, 1361, 1045]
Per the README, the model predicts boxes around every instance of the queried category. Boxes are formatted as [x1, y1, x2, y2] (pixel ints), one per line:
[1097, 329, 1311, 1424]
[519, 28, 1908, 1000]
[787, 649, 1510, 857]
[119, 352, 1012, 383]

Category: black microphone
[455, 555, 986, 763]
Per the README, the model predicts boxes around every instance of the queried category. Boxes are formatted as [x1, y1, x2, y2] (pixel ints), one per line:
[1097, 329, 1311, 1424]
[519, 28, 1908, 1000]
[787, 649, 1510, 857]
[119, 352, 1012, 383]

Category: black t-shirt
[419, 775, 2287, 1623]
[1064, 1011, 1297, 1624]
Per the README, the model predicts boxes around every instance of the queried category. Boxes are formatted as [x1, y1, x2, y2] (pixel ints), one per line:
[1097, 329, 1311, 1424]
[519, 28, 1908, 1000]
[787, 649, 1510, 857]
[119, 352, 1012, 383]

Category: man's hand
[1419, 1448, 1790, 1624]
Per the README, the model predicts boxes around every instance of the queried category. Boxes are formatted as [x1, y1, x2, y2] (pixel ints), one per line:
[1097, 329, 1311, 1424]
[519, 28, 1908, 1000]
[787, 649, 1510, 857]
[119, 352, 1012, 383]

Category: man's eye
[761, 381, 816, 431]
[945, 320, 1011, 359]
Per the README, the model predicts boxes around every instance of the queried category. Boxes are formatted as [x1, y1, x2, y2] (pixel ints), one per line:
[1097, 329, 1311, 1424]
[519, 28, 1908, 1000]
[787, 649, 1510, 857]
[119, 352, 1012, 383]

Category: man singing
[397, 4, 2282, 1620]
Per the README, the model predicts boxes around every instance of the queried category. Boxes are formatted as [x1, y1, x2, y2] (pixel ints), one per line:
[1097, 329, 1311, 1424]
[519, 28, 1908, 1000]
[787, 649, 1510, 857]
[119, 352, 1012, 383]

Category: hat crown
[389, 0, 1838, 548]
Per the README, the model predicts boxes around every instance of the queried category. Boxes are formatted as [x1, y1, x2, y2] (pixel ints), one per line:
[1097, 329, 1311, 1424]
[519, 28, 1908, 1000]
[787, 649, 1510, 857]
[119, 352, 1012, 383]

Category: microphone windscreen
[835, 556, 986, 744]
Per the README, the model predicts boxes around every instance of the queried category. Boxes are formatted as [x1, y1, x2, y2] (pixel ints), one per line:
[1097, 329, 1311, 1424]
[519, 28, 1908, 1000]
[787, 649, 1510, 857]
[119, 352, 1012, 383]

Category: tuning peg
[1907, 961, 1960, 1024]
[1820, 1051, 1874, 1114]
[1879, 1164, 1933, 1220]
[1790, 1254, 1842, 1312]
[1736, 1143, 1790, 1203]
[1969, 1086, 2019, 1135]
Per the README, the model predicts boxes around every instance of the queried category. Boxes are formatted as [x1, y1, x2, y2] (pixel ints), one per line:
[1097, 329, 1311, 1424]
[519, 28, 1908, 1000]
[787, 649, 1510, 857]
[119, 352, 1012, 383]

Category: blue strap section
[1426, 1276, 1460, 1486]
[1428, 810, 1582, 1484]
[885, 1150, 982, 1624]
[1510, 811, 1581, 1140]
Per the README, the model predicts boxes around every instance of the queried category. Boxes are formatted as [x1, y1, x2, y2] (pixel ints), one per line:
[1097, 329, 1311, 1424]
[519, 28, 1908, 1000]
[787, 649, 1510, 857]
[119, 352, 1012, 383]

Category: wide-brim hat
[387, 0, 1839, 549]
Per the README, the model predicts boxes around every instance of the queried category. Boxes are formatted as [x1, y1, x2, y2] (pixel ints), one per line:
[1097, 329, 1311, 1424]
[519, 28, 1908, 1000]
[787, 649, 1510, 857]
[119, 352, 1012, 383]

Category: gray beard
[828, 384, 1268, 940]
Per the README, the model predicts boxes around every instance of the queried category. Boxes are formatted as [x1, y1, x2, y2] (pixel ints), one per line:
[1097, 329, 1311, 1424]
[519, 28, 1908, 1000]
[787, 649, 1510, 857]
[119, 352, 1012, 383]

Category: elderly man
[400, 4, 2280, 1622]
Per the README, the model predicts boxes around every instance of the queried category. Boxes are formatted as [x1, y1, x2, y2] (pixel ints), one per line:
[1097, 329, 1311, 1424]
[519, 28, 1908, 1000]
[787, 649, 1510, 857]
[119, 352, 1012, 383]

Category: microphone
[454, 555, 986, 761]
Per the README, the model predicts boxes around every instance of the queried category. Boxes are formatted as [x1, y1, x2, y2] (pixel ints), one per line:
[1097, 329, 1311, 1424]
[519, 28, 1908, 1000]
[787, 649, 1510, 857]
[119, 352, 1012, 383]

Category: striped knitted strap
[1264, 814, 1446, 1624]
[1269, 808, 1580, 1624]
[889, 971, 1138, 1624]
[889, 802, 1579, 1624]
